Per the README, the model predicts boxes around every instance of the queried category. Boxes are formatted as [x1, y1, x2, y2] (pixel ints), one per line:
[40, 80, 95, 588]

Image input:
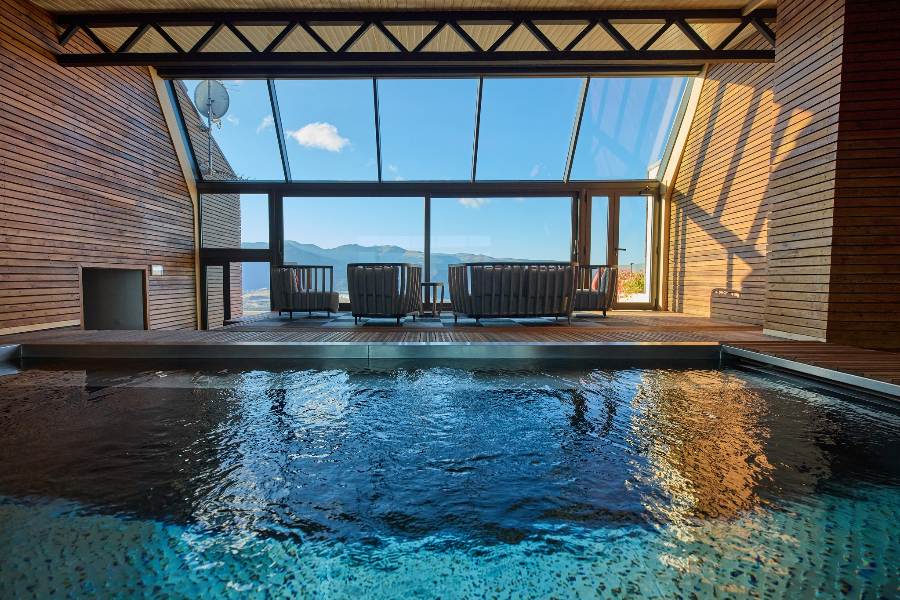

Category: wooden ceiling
[34, 0, 777, 13]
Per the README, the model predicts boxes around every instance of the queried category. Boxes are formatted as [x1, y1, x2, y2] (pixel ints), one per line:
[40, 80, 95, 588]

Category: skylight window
[377, 79, 478, 181]
[275, 80, 378, 181]
[570, 77, 688, 180]
[475, 78, 582, 181]
[183, 79, 285, 181]
[180, 76, 692, 184]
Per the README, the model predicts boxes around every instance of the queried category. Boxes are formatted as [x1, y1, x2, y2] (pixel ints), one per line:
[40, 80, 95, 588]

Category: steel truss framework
[56, 9, 775, 77]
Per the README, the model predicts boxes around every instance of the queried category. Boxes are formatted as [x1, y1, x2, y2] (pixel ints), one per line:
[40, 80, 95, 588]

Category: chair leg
[454, 315, 458, 323]
[397, 317, 401, 325]
[603, 310, 607, 317]
[355, 317, 358, 325]
[289, 311, 293, 319]
[412, 315, 416, 322]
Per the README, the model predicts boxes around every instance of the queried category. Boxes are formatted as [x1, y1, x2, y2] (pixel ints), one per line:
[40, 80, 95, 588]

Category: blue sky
[191, 77, 685, 263]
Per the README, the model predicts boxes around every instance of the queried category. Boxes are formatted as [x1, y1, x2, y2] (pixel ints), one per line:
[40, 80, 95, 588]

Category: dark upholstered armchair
[270, 265, 340, 317]
[347, 263, 422, 325]
[573, 265, 617, 316]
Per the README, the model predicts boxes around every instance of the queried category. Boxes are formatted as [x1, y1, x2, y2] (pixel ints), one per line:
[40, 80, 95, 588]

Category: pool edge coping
[721, 344, 900, 399]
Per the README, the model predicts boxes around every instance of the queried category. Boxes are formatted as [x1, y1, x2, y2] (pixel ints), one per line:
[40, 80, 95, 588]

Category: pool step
[19, 341, 722, 361]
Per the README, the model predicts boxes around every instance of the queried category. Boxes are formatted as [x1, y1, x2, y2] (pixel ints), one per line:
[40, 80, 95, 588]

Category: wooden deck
[3, 312, 900, 398]
[724, 341, 900, 386]
[1, 312, 773, 346]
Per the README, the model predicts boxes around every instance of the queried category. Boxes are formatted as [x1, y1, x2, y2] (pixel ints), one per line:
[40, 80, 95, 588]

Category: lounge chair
[573, 265, 617, 316]
[270, 265, 339, 318]
[347, 263, 422, 325]
[448, 262, 577, 323]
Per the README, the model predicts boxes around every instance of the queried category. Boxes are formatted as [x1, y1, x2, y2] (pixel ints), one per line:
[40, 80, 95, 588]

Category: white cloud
[388, 164, 398, 173]
[529, 164, 540, 177]
[395, 176, 404, 181]
[226, 114, 239, 125]
[366, 158, 376, 167]
[256, 115, 274, 134]
[286, 122, 350, 152]
[459, 198, 488, 209]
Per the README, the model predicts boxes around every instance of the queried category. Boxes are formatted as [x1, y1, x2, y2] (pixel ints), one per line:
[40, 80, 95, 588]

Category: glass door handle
[615, 247, 627, 251]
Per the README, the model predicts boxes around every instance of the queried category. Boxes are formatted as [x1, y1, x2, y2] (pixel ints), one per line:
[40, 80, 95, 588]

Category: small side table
[421, 282, 445, 317]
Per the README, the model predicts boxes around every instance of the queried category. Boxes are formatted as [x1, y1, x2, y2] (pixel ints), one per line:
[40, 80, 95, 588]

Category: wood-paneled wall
[667, 42, 776, 324]
[670, 0, 900, 348]
[762, 0, 845, 341]
[0, 0, 196, 333]
[827, 0, 900, 348]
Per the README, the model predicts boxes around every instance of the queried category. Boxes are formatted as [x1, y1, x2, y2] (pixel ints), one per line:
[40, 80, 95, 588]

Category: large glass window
[201, 193, 268, 249]
[476, 79, 582, 180]
[283, 197, 424, 298]
[571, 77, 688, 180]
[183, 80, 285, 181]
[430, 197, 572, 284]
[276, 80, 378, 181]
[378, 79, 478, 181]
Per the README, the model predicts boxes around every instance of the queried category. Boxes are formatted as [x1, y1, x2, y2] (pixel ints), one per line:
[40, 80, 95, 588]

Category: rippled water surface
[0, 360, 899, 598]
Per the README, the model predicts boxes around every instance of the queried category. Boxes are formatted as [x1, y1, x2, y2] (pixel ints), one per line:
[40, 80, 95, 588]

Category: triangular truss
[55, 10, 776, 77]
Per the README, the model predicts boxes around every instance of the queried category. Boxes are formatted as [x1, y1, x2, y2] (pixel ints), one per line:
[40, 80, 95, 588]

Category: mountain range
[240, 241, 540, 292]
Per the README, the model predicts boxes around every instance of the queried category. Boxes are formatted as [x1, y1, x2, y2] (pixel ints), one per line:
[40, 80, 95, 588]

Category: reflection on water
[0, 362, 899, 598]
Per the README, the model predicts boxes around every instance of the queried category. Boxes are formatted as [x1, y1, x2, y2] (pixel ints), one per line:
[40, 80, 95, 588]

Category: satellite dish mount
[193, 80, 230, 176]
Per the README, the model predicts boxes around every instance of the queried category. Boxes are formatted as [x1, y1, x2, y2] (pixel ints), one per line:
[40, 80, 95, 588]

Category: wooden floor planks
[4, 313, 900, 390]
[727, 341, 900, 385]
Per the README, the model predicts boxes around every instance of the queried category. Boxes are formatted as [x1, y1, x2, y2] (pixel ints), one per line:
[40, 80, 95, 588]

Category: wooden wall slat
[668, 33, 776, 326]
[826, 0, 900, 348]
[761, 0, 845, 341]
[0, 0, 196, 332]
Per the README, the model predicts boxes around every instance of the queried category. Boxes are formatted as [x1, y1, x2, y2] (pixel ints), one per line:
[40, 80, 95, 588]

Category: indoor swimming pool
[0, 361, 898, 598]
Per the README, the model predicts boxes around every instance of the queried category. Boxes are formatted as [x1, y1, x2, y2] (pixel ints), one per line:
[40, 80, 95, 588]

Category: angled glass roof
[184, 79, 285, 181]
[571, 77, 688, 180]
[377, 79, 478, 181]
[276, 79, 378, 181]
[476, 78, 582, 181]
[179, 75, 690, 183]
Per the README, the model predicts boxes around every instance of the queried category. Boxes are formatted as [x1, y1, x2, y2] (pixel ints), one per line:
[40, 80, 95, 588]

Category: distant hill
[240, 241, 546, 292]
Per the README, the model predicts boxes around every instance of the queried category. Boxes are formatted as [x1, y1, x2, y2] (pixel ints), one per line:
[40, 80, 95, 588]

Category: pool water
[0, 361, 898, 598]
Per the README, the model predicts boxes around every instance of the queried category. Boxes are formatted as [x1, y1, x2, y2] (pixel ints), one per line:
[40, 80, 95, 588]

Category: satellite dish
[194, 80, 229, 120]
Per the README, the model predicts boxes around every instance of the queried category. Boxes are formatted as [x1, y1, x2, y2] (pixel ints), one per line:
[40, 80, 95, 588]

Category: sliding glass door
[586, 192, 657, 309]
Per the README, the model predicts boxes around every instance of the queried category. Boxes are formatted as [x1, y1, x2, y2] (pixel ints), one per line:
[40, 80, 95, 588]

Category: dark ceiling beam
[153, 23, 185, 53]
[58, 51, 771, 79]
[638, 20, 672, 52]
[54, 9, 776, 74]
[195, 179, 661, 196]
[54, 9, 776, 27]
[116, 23, 149, 53]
